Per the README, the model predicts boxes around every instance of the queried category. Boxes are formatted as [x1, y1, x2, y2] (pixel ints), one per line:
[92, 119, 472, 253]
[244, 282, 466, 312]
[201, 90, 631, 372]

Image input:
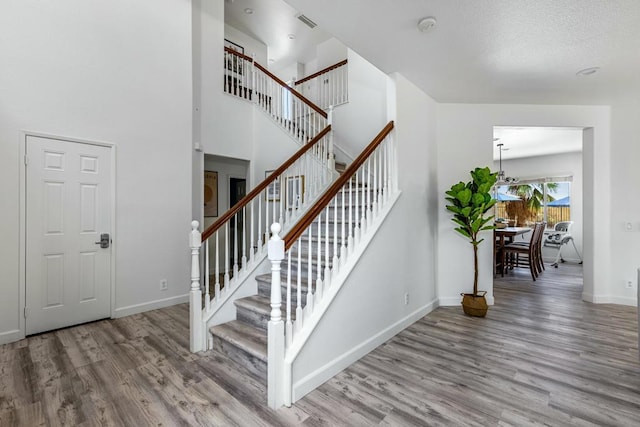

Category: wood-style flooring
[1, 263, 639, 426]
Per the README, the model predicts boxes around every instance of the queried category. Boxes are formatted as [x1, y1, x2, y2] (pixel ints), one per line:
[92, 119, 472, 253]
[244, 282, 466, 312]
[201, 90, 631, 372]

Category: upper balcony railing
[224, 47, 328, 146]
[294, 59, 348, 110]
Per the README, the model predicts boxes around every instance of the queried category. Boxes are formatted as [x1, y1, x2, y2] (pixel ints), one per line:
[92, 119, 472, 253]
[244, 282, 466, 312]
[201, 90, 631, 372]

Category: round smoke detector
[418, 16, 437, 33]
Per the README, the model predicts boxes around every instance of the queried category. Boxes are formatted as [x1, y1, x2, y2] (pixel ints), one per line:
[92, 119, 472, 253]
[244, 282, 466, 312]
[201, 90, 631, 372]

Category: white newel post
[328, 105, 335, 171]
[189, 221, 204, 353]
[267, 223, 286, 409]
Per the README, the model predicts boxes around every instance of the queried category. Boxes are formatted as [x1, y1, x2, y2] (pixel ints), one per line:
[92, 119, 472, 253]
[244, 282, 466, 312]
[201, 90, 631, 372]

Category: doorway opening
[492, 126, 584, 293]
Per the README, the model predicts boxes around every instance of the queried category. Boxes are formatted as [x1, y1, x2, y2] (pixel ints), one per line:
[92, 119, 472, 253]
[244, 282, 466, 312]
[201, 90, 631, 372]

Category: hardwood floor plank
[2, 264, 639, 426]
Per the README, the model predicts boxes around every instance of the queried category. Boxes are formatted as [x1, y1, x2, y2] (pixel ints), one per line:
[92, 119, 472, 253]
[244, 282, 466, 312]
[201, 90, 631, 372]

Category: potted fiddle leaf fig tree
[445, 167, 498, 317]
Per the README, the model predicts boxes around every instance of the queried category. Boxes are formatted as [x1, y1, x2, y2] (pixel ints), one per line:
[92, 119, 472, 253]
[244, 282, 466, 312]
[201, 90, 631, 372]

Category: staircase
[207, 161, 349, 386]
[190, 47, 399, 409]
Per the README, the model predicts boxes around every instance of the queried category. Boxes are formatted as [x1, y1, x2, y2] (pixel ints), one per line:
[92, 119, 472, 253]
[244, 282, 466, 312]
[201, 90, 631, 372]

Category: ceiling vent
[296, 14, 317, 29]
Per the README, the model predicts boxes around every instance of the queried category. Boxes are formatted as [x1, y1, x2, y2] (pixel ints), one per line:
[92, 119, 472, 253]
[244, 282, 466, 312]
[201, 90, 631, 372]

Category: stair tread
[209, 320, 267, 362]
[234, 294, 271, 315]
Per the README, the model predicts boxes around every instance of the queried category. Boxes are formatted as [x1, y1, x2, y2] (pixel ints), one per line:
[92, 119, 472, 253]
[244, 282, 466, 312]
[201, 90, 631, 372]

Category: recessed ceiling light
[244, 8, 253, 14]
[576, 67, 600, 77]
[287, 34, 296, 40]
[417, 16, 437, 33]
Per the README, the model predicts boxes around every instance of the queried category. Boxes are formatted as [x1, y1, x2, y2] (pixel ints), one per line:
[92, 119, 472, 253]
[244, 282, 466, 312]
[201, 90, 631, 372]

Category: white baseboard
[291, 299, 438, 402]
[583, 292, 637, 306]
[113, 293, 189, 318]
[439, 294, 494, 307]
[0, 329, 24, 346]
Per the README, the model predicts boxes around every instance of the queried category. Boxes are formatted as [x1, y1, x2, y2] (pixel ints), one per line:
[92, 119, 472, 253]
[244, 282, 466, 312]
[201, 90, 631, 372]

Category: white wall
[437, 104, 611, 307]
[609, 99, 640, 304]
[315, 38, 348, 72]
[224, 24, 268, 66]
[0, 0, 193, 343]
[331, 50, 389, 161]
[498, 152, 583, 262]
[194, 1, 255, 160]
[292, 73, 439, 400]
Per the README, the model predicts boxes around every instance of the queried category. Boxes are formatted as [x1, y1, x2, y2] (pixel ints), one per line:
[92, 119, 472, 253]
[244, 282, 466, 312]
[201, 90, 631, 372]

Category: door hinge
[24, 155, 29, 166]
[24, 307, 28, 318]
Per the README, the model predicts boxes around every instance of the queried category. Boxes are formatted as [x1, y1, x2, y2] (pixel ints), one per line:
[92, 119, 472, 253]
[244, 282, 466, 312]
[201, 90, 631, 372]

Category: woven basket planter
[461, 292, 488, 317]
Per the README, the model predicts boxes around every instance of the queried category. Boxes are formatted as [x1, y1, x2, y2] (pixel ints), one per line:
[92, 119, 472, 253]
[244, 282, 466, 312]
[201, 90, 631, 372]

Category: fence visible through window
[494, 181, 571, 227]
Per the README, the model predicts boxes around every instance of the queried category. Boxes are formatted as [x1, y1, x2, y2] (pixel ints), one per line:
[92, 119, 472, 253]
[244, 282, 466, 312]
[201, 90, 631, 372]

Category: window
[495, 178, 571, 227]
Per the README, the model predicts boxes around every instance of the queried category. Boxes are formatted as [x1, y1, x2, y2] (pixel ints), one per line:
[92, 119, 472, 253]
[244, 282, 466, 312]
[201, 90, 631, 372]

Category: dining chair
[501, 222, 545, 280]
[507, 221, 546, 275]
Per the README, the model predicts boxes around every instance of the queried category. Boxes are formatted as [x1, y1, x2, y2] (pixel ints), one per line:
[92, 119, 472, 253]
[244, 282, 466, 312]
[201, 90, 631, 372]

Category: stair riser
[235, 304, 297, 331]
[283, 260, 334, 279]
[236, 306, 270, 331]
[210, 335, 267, 382]
[288, 242, 339, 259]
[303, 221, 360, 237]
[257, 279, 309, 307]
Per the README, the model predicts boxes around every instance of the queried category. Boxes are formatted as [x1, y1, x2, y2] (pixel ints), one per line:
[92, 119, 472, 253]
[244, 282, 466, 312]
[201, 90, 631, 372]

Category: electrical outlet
[404, 293, 409, 305]
[160, 279, 168, 291]
[625, 280, 634, 289]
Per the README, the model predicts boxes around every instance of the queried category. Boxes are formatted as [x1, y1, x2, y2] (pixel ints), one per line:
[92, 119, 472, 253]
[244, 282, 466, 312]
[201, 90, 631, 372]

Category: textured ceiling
[224, 0, 332, 70]
[282, 0, 640, 104]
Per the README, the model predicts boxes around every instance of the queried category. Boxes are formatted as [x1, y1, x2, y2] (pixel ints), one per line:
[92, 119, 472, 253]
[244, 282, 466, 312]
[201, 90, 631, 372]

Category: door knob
[95, 233, 110, 248]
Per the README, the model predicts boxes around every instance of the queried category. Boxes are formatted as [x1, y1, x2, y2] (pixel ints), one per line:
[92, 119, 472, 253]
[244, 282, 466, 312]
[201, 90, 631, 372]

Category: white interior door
[26, 136, 112, 335]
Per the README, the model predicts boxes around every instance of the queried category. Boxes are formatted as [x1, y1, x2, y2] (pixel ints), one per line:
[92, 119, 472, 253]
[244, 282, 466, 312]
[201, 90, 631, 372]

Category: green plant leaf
[456, 188, 472, 206]
[455, 227, 471, 239]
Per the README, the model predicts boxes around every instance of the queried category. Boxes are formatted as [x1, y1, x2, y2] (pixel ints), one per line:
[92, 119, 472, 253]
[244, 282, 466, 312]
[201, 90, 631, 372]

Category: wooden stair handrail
[294, 59, 348, 86]
[224, 46, 254, 63]
[283, 121, 394, 250]
[201, 125, 332, 242]
[224, 47, 327, 119]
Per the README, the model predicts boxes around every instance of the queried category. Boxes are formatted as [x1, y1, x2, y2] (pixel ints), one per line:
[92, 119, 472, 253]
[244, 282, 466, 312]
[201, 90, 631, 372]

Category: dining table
[494, 226, 532, 276]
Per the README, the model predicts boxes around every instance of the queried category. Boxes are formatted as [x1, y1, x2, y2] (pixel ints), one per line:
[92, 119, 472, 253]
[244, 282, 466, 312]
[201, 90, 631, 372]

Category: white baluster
[267, 223, 285, 409]
[348, 175, 354, 255]
[224, 223, 230, 287]
[295, 239, 303, 333]
[367, 158, 373, 228]
[258, 195, 263, 256]
[328, 106, 335, 171]
[373, 149, 379, 217]
[332, 197, 339, 279]
[250, 202, 255, 264]
[241, 206, 247, 268]
[316, 212, 323, 301]
[324, 206, 331, 289]
[306, 227, 314, 313]
[215, 230, 220, 300]
[189, 221, 204, 352]
[286, 250, 292, 347]
[354, 170, 361, 245]
[204, 239, 210, 311]
[233, 214, 239, 278]
[360, 166, 367, 236]
[340, 184, 347, 266]
[279, 175, 284, 226]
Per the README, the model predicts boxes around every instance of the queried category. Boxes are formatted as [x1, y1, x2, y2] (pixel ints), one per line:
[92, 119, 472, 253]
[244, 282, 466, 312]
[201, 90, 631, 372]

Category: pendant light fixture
[496, 141, 519, 184]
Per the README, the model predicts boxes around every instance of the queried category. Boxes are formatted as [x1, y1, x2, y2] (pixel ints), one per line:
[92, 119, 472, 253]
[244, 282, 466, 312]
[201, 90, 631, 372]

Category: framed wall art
[204, 170, 218, 217]
[265, 170, 280, 202]
[224, 39, 245, 75]
[285, 175, 305, 209]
